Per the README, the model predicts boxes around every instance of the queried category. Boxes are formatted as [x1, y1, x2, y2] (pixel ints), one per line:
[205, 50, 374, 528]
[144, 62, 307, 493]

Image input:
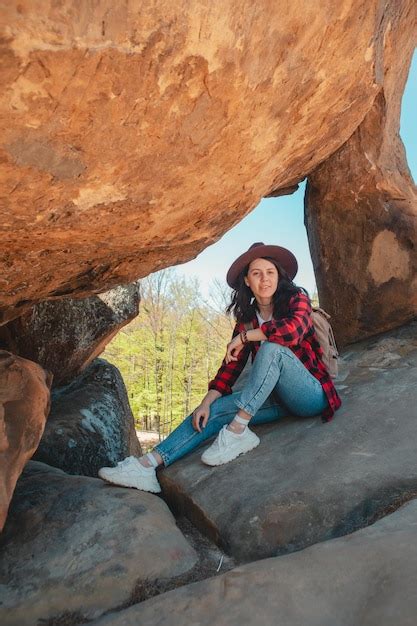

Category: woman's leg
[98, 343, 326, 484]
[154, 390, 279, 467]
[98, 389, 280, 490]
[200, 342, 327, 466]
[236, 341, 328, 420]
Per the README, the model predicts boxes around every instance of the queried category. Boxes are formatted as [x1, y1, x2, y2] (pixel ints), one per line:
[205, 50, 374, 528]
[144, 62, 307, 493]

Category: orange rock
[0, 351, 51, 531]
[1, 1, 415, 330]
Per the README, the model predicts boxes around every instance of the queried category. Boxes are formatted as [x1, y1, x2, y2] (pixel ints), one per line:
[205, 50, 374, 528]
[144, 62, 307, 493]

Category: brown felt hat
[226, 242, 298, 289]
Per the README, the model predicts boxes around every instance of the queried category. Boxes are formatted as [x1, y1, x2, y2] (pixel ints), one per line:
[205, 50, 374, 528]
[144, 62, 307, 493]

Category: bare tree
[207, 278, 231, 311]
[141, 269, 174, 439]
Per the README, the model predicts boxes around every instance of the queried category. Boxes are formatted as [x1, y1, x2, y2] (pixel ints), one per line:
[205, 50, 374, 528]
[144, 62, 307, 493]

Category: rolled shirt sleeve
[208, 323, 251, 395]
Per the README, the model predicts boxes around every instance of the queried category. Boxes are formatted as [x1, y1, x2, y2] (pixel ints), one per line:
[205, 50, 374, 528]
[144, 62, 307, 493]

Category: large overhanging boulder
[1, 1, 415, 330]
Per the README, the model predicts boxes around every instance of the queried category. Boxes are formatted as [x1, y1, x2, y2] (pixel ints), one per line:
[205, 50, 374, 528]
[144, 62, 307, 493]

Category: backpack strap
[312, 306, 330, 319]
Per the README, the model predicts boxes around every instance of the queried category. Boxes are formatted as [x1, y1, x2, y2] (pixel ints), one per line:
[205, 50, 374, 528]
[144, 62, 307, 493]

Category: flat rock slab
[0, 461, 197, 625]
[159, 321, 417, 562]
[91, 498, 417, 626]
[33, 358, 141, 476]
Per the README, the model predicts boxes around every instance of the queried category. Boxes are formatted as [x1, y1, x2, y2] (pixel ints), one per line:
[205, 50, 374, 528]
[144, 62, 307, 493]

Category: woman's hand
[225, 334, 245, 364]
[192, 401, 211, 432]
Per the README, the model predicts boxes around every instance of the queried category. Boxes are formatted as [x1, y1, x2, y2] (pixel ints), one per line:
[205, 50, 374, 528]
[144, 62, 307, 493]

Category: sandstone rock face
[90, 499, 417, 626]
[0, 461, 198, 625]
[159, 321, 417, 563]
[0, 351, 51, 531]
[0, 282, 140, 385]
[1, 1, 414, 326]
[33, 359, 141, 476]
[305, 3, 417, 346]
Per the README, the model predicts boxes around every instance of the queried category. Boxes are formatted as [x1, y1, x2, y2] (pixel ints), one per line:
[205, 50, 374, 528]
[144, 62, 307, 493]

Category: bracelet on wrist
[240, 329, 248, 344]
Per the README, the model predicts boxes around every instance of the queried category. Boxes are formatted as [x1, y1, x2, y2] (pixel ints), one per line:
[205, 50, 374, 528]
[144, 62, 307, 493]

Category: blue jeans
[155, 342, 328, 466]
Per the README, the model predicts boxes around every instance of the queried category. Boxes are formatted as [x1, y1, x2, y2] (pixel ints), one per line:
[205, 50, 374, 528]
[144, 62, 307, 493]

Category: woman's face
[244, 258, 279, 301]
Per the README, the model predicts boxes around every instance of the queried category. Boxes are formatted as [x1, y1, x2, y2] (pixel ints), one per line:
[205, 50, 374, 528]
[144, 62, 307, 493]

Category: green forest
[103, 270, 234, 440]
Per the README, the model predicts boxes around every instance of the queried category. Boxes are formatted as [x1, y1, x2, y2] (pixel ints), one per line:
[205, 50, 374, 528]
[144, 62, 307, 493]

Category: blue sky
[177, 50, 416, 301]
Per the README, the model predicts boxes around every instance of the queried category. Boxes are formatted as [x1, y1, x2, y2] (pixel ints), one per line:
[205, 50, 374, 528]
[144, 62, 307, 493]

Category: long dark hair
[226, 257, 308, 323]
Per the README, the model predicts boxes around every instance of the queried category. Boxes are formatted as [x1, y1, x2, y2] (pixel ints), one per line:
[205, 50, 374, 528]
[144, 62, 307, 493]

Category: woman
[98, 242, 342, 493]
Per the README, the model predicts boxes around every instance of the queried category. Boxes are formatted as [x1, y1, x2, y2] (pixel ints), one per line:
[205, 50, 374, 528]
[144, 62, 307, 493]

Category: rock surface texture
[0, 461, 198, 626]
[305, 0, 417, 345]
[0, 282, 140, 385]
[1, 1, 415, 337]
[159, 321, 417, 563]
[90, 499, 417, 626]
[33, 358, 141, 476]
[0, 351, 51, 531]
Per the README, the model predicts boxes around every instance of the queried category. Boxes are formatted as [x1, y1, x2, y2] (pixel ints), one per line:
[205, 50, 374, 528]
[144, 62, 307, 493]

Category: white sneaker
[98, 456, 161, 493]
[201, 426, 260, 466]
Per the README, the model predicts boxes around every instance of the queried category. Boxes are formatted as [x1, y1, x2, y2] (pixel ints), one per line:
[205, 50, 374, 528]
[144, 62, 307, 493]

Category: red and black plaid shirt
[209, 291, 341, 422]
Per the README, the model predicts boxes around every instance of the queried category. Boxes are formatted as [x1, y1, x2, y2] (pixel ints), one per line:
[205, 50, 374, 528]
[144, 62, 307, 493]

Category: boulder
[305, 9, 417, 345]
[159, 320, 417, 563]
[0, 351, 51, 531]
[1, 1, 415, 329]
[90, 498, 417, 626]
[0, 282, 140, 385]
[33, 359, 141, 476]
[0, 461, 198, 625]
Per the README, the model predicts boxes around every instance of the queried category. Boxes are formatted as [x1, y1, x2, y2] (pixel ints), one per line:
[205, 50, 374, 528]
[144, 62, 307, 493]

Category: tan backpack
[311, 307, 339, 379]
[246, 306, 339, 379]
